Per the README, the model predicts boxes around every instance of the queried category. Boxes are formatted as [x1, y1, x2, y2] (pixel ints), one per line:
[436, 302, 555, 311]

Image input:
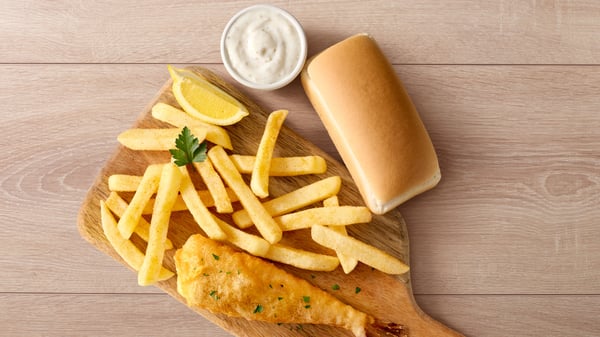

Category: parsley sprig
[169, 126, 207, 166]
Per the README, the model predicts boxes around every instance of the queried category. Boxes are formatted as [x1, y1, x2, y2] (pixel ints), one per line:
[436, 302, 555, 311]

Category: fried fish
[175, 234, 373, 337]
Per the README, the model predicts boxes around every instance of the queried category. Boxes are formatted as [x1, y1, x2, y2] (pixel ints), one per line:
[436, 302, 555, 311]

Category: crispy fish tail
[366, 321, 408, 337]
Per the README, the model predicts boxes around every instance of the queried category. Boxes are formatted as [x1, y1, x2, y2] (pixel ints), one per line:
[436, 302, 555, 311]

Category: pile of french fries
[101, 101, 409, 286]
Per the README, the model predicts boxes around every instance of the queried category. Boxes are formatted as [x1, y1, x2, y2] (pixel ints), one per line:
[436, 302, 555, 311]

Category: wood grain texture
[2, 294, 600, 337]
[3, 0, 600, 64]
[397, 65, 600, 294]
[2, 1, 600, 335]
[0, 65, 168, 293]
[77, 67, 461, 337]
[2, 65, 598, 296]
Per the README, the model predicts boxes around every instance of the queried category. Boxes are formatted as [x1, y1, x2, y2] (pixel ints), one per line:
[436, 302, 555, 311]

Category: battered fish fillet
[175, 234, 373, 337]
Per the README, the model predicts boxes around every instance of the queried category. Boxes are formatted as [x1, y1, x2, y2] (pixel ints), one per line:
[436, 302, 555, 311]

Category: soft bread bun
[301, 33, 440, 214]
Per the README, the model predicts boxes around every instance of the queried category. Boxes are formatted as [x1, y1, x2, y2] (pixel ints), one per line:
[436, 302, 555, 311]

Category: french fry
[104, 192, 174, 250]
[322, 196, 339, 208]
[275, 206, 372, 232]
[151, 102, 233, 149]
[108, 174, 142, 191]
[230, 155, 327, 176]
[193, 158, 233, 213]
[117, 127, 207, 151]
[323, 196, 358, 274]
[100, 201, 174, 280]
[142, 188, 238, 214]
[208, 146, 282, 244]
[311, 225, 409, 275]
[108, 173, 238, 212]
[138, 163, 182, 286]
[251, 109, 288, 198]
[212, 216, 270, 257]
[117, 164, 163, 239]
[232, 176, 342, 228]
[144, 195, 188, 214]
[178, 166, 226, 240]
[264, 244, 339, 271]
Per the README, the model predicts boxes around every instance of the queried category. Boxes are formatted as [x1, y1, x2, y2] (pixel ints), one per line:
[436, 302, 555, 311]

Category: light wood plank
[0, 293, 229, 337]
[397, 65, 600, 294]
[1, 293, 599, 337]
[0, 65, 167, 293]
[2, 1, 599, 64]
[1, 64, 599, 296]
[415, 294, 600, 337]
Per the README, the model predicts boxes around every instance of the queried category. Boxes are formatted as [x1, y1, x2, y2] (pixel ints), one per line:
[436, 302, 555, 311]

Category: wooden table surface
[1, 1, 599, 336]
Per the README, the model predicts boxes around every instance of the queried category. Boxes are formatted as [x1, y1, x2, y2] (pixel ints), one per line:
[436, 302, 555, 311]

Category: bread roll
[301, 33, 440, 214]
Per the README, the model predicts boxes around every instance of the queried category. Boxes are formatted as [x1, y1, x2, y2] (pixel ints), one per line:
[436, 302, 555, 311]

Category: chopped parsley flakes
[209, 290, 219, 300]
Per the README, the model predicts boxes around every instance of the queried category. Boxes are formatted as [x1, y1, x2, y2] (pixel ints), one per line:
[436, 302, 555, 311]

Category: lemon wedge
[168, 65, 249, 126]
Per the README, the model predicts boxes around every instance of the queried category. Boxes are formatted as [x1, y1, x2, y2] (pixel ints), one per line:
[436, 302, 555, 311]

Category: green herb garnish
[253, 304, 263, 313]
[355, 287, 362, 294]
[169, 126, 207, 166]
[332, 284, 340, 290]
[212, 253, 220, 260]
[209, 290, 219, 300]
[302, 296, 310, 303]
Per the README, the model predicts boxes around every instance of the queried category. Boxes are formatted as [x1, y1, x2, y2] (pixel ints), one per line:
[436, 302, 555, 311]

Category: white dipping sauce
[222, 6, 305, 87]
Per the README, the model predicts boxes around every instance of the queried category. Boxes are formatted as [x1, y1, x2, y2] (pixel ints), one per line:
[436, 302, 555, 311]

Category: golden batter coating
[175, 234, 373, 337]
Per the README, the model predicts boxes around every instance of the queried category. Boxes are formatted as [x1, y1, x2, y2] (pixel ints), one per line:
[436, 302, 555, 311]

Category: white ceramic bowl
[220, 4, 307, 90]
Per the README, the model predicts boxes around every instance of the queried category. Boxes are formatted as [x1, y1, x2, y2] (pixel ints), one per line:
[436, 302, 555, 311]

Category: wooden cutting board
[77, 67, 463, 337]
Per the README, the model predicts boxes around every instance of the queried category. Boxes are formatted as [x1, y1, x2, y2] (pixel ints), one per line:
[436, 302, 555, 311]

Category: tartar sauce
[222, 5, 306, 89]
